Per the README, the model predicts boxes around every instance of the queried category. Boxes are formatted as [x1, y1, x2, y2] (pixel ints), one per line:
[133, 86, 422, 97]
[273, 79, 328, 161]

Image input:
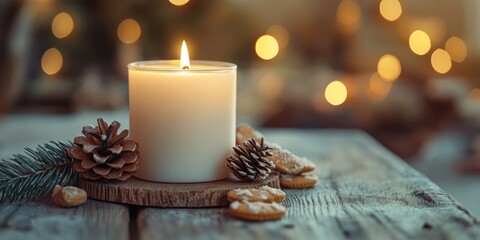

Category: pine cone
[68, 118, 140, 181]
[226, 137, 275, 181]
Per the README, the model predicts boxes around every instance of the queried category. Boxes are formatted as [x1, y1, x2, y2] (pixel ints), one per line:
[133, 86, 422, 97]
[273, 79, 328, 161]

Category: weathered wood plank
[0, 199, 129, 240]
[137, 130, 480, 240]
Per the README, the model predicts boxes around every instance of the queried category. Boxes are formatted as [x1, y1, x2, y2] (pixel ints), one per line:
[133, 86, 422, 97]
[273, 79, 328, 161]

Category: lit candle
[128, 41, 236, 182]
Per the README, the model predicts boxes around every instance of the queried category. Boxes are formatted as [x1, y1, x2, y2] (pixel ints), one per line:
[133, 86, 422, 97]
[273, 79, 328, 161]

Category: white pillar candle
[128, 59, 236, 183]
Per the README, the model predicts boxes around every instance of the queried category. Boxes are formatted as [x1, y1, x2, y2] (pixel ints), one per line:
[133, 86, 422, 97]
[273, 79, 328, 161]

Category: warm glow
[398, 17, 446, 46]
[377, 54, 401, 82]
[431, 49, 452, 74]
[117, 19, 141, 44]
[325, 81, 347, 106]
[379, 0, 402, 21]
[41, 48, 63, 75]
[28, 0, 56, 16]
[368, 73, 392, 102]
[267, 25, 289, 49]
[180, 40, 191, 69]
[445, 36, 467, 63]
[336, 0, 362, 35]
[257, 73, 285, 101]
[409, 30, 431, 55]
[255, 35, 279, 60]
[469, 88, 480, 100]
[169, 0, 189, 6]
[51, 12, 74, 39]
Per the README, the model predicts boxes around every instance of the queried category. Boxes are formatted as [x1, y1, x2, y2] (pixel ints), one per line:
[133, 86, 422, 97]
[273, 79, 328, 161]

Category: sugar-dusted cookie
[236, 124, 263, 145]
[280, 172, 318, 189]
[235, 124, 316, 175]
[229, 200, 286, 221]
[227, 186, 286, 203]
[270, 147, 316, 175]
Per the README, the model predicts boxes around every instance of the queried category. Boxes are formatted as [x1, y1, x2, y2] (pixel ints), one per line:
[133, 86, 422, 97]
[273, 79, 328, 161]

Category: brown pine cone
[226, 137, 275, 181]
[68, 118, 140, 181]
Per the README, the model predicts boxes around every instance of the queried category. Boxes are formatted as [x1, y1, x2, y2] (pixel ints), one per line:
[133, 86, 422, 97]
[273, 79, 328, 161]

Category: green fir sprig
[0, 141, 78, 202]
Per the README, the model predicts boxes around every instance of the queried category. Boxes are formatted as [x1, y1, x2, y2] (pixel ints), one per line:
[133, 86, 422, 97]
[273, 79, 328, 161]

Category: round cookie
[280, 173, 318, 189]
[227, 186, 286, 203]
[229, 200, 286, 221]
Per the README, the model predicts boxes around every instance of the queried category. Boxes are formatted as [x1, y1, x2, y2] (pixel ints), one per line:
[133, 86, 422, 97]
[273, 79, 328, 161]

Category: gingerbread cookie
[236, 124, 316, 175]
[236, 124, 263, 145]
[270, 147, 316, 175]
[280, 172, 318, 189]
[229, 200, 286, 221]
[227, 186, 286, 203]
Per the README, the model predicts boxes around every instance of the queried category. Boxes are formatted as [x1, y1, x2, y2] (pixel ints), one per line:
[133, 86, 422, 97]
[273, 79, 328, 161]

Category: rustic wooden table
[1, 129, 479, 240]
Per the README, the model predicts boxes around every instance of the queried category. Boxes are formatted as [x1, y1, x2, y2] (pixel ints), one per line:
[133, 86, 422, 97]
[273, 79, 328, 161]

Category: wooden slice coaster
[78, 174, 280, 208]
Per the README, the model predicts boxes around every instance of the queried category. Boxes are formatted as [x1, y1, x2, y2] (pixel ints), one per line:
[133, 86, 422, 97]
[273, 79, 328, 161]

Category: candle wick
[182, 66, 189, 70]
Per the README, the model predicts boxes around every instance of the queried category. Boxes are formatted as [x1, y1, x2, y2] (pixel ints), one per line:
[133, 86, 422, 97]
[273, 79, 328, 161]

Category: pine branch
[0, 141, 79, 202]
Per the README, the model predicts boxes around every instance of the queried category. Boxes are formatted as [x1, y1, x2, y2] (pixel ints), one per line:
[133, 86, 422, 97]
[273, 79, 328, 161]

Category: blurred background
[0, 0, 479, 213]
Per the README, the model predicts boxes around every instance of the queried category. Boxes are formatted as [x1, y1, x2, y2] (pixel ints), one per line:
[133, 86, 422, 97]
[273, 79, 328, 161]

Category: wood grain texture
[78, 175, 280, 207]
[1, 130, 479, 240]
[137, 130, 480, 240]
[0, 199, 129, 240]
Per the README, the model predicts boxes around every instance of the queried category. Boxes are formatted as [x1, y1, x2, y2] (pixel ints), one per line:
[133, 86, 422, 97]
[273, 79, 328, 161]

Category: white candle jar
[128, 60, 236, 183]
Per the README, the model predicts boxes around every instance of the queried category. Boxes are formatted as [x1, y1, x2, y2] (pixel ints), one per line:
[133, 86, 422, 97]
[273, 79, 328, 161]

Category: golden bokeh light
[51, 12, 74, 39]
[117, 19, 141, 44]
[41, 48, 63, 75]
[368, 73, 392, 102]
[255, 35, 279, 60]
[336, 0, 362, 35]
[325, 81, 348, 106]
[409, 30, 431, 55]
[267, 25, 289, 49]
[377, 54, 401, 82]
[169, 0, 190, 6]
[431, 49, 452, 74]
[445, 36, 467, 63]
[398, 17, 446, 46]
[257, 73, 285, 101]
[379, 0, 402, 22]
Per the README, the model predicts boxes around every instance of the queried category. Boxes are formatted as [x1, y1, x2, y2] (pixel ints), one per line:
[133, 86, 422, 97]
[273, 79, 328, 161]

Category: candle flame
[180, 40, 190, 70]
